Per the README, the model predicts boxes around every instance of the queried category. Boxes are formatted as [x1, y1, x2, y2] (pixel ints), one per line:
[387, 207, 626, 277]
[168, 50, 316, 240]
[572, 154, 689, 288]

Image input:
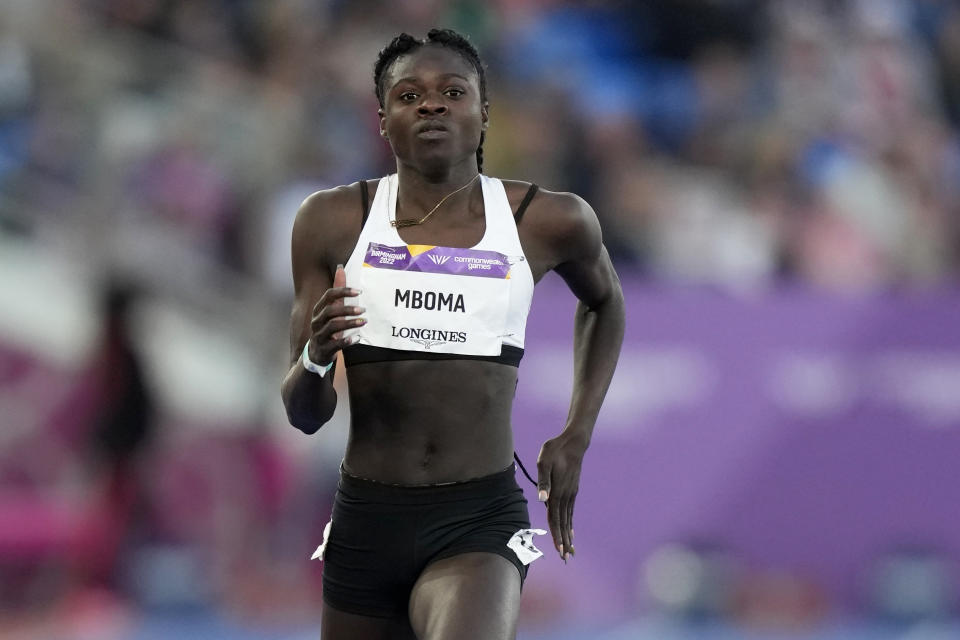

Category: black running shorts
[318, 464, 534, 618]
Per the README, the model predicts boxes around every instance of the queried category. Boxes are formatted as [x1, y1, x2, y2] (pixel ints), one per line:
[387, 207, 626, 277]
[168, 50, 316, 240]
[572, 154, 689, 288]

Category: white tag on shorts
[507, 528, 548, 565]
[310, 519, 332, 561]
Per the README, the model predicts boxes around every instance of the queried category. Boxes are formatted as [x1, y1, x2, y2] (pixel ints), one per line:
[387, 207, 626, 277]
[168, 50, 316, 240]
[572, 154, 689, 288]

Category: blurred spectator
[85, 282, 154, 476]
[75, 281, 156, 590]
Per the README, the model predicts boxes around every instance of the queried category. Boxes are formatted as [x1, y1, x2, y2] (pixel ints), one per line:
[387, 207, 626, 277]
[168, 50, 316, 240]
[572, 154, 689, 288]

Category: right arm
[280, 190, 365, 434]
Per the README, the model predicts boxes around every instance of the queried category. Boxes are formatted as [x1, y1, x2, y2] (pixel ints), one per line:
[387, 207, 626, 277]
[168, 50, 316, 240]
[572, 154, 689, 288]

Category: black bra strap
[514, 451, 538, 488]
[360, 180, 370, 226]
[513, 184, 539, 223]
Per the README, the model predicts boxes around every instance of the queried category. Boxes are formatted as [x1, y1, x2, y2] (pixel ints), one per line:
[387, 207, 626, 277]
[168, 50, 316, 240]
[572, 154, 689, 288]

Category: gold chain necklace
[391, 174, 480, 228]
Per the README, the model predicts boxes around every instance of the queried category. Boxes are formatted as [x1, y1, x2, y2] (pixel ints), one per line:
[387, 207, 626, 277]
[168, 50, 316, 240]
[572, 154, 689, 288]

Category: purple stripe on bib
[363, 243, 511, 279]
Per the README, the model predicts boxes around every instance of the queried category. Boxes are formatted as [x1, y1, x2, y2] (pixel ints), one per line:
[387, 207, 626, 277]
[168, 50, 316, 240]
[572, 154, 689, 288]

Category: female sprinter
[281, 29, 624, 640]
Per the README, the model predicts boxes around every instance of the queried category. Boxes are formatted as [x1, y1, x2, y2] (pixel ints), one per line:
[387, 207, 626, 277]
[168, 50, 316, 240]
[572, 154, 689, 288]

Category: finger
[312, 264, 357, 319]
[310, 305, 365, 334]
[312, 289, 362, 319]
[322, 315, 367, 338]
[548, 492, 563, 556]
[536, 456, 550, 503]
[313, 333, 362, 367]
[560, 494, 575, 559]
[311, 301, 365, 322]
[556, 484, 572, 559]
[314, 316, 367, 361]
[329, 266, 351, 334]
[316, 336, 359, 366]
[568, 493, 577, 549]
[336, 334, 361, 350]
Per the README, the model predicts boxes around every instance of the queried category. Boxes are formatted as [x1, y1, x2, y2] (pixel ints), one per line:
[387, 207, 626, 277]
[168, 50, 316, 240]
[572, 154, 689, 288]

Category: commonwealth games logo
[427, 254, 451, 265]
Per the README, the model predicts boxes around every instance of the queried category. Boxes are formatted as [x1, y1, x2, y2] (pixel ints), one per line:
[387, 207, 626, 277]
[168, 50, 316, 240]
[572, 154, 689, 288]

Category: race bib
[343, 243, 511, 356]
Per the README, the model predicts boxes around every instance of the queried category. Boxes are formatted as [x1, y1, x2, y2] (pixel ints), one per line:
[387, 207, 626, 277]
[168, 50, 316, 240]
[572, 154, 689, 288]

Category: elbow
[613, 285, 626, 319]
[287, 411, 325, 435]
[283, 399, 333, 435]
[605, 277, 626, 320]
[582, 284, 625, 317]
[280, 379, 334, 435]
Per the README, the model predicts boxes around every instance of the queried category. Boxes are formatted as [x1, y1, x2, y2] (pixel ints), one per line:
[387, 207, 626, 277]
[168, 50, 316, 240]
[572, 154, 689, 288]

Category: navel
[420, 442, 438, 470]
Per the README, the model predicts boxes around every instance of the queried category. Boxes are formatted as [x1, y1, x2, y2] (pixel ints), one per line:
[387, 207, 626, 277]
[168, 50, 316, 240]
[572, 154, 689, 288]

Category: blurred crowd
[2, 0, 960, 636]
[1, 0, 959, 295]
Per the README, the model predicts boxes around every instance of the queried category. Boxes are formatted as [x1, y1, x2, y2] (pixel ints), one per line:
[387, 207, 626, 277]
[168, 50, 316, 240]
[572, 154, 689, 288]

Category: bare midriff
[343, 358, 518, 485]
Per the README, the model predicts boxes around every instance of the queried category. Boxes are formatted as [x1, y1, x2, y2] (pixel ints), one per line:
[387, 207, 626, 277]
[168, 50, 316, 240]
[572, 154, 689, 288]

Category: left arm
[557, 244, 625, 451]
[530, 193, 626, 561]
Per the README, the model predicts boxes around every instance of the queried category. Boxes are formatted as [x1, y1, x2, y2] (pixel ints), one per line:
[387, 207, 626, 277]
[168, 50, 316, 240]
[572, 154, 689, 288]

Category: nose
[417, 93, 447, 116]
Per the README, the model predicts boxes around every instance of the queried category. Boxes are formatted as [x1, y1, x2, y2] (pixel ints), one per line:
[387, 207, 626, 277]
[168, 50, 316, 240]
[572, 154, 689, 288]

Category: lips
[416, 120, 448, 136]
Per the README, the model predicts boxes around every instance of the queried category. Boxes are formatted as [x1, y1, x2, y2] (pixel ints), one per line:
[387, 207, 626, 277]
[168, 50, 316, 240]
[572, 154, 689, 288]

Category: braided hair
[374, 29, 487, 172]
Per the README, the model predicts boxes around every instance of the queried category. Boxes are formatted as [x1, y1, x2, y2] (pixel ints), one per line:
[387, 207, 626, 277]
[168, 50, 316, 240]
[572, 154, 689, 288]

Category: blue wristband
[301, 341, 334, 377]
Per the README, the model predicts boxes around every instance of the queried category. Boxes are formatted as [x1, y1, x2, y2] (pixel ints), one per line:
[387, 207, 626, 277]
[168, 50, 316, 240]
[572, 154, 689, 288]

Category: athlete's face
[380, 46, 488, 172]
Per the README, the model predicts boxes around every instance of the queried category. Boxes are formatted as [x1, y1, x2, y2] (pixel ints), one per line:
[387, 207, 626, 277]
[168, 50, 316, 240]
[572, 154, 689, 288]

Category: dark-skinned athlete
[281, 29, 625, 640]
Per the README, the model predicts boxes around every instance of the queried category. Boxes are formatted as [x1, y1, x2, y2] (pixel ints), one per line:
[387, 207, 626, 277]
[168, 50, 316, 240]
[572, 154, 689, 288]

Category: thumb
[333, 263, 346, 289]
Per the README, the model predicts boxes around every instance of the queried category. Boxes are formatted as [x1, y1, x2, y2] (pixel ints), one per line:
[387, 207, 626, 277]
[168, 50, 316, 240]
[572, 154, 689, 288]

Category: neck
[395, 160, 480, 218]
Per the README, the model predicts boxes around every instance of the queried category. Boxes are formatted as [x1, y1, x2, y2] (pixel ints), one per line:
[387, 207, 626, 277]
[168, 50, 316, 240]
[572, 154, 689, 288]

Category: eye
[399, 91, 419, 102]
[444, 88, 465, 98]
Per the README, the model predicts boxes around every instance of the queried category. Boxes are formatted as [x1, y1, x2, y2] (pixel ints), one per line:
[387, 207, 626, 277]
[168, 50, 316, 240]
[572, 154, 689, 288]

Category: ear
[481, 101, 489, 131]
[378, 108, 388, 138]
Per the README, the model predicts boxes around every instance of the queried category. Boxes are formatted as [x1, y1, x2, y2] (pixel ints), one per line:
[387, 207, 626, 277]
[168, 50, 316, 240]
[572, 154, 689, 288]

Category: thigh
[322, 601, 417, 640]
[408, 552, 522, 640]
[322, 486, 419, 619]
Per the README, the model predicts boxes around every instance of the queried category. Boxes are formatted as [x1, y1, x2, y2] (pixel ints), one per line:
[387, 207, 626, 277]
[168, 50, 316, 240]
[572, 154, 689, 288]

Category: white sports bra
[340, 174, 537, 367]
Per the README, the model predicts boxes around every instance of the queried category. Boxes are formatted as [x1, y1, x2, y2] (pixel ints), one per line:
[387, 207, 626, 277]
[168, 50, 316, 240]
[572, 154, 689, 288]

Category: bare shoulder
[292, 179, 376, 243]
[291, 179, 380, 269]
[501, 179, 602, 273]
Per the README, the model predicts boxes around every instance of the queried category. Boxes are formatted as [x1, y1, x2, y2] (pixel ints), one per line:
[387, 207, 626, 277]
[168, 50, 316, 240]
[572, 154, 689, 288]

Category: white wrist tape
[301, 340, 334, 377]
